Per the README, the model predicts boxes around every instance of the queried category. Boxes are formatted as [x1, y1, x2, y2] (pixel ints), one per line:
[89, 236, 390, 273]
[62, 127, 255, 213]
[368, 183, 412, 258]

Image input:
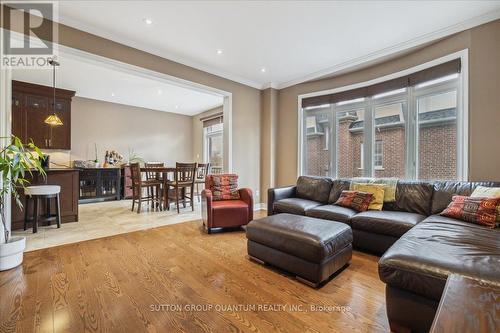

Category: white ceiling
[54, 1, 500, 89]
[11, 51, 223, 116]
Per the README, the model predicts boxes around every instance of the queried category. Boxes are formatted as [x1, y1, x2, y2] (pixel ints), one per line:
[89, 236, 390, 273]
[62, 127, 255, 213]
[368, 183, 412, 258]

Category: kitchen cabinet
[11, 91, 24, 140]
[79, 168, 122, 203]
[11, 80, 75, 149]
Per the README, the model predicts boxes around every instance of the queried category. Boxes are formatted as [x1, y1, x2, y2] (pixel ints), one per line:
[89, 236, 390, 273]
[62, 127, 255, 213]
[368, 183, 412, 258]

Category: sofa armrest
[267, 185, 297, 215]
[201, 189, 213, 229]
[238, 188, 254, 222]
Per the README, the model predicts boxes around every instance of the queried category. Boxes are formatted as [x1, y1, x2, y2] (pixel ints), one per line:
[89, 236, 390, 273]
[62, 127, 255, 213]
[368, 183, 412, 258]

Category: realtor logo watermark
[1, 1, 58, 68]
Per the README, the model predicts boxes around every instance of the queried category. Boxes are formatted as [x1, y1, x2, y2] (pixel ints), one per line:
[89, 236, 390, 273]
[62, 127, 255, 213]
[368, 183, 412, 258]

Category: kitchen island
[11, 168, 79, 231]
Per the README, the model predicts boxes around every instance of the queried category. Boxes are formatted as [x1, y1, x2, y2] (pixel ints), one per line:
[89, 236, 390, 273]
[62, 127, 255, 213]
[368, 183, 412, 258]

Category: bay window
[300, 58, 465, 181]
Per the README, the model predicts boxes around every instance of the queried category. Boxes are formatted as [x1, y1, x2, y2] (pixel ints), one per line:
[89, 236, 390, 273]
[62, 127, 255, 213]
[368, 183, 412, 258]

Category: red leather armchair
[201, 187, 253, 234]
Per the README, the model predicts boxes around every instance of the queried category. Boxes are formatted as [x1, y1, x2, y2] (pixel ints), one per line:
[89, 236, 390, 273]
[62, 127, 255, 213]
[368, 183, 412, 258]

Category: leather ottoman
[246, 213, 352, 287]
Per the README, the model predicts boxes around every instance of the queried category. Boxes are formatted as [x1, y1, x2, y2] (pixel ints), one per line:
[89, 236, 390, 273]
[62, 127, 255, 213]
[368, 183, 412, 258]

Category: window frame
[302, 106, 333, 177]
[413, 78, 461, 180]
[297, 50, 468, 181]
[334, 100, 368, 177]
[371, 92, 408, 177]
[203, 123, 224, 168]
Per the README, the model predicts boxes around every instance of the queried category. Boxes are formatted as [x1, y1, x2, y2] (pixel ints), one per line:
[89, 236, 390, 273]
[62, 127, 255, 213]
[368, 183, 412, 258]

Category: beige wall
[70, 97, 192, 164]
[260, 88, 278, 202]
[277, 19, 500, 186]
[5, 6, 500, 203]
[58, 25, 261, 202]
[468, 21, 500, 181]
[3, 7, 262, 203]
[192, 106, 223, 163]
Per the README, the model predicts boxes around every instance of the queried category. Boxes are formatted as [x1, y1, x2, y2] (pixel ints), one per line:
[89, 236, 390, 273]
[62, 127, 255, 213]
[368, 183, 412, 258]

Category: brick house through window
[305, 89, 458, 180]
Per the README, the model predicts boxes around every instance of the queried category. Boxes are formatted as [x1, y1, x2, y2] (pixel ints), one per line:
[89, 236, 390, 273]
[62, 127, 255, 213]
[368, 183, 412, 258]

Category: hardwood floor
[0, 213, 389, 333]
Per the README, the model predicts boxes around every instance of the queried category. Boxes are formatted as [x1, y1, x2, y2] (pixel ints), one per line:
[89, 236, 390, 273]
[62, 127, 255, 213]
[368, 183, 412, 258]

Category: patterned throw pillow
[351, 183, 386, 210]
[471, 186, 500, 226]
[206, 174, 240, 201]
[440, 195, 500, 229]
[334, 190, 373, 212]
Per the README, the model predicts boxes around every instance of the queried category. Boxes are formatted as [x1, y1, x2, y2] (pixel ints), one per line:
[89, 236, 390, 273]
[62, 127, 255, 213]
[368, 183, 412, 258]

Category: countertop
[44, 168, 79, 172]
[76, 167, 121, 170]
[28, 167, 79, 172]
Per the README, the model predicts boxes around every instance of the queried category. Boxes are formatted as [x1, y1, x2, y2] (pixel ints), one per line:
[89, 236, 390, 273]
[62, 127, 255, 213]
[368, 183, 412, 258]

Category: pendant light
[44, 59, 63, 126]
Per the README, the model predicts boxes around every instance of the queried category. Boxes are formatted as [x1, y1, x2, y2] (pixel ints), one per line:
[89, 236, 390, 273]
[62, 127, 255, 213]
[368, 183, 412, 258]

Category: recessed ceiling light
[158, 89, 162, 95]
[143, 18, 153, 25]
[216, 49, 223, 55]
[261, 67, 266, 73]
[175, 105, 179, 109]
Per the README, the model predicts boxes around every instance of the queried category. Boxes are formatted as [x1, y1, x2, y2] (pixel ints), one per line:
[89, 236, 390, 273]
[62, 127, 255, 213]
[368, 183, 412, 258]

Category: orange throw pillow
[334, 190, 373, 212]
[440, 195, 500, 228]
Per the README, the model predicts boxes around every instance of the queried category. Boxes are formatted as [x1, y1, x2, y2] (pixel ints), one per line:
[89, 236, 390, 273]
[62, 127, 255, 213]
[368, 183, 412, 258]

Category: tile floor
[12, 199, 202, 252]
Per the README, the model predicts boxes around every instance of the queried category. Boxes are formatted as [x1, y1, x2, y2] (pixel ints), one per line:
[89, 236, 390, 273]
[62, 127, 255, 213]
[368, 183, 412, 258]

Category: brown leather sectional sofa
[268, 176, 500, 333]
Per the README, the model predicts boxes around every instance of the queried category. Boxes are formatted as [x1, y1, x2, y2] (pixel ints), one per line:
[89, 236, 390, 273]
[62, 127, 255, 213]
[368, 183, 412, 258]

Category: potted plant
[0, 136, 45, 271]
[127, 148, 144, 165]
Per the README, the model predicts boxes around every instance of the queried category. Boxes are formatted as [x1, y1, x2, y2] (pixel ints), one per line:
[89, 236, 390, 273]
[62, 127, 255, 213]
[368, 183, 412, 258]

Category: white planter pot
[0, 236, 26, 271]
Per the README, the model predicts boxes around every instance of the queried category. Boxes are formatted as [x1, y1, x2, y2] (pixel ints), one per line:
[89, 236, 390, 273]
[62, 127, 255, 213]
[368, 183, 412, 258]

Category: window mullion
[407, 87, 417, 180]
[456, 79, 466, 181]
[300, 108, 306, 176]
[364, 98, 373, 177]
[330, 105, 337, 178]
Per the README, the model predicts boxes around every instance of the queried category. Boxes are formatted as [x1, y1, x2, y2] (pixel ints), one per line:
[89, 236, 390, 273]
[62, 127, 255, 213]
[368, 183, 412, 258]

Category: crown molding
[275, 9, 500, 89]
[52, 15, 265, 90]
[261, 82, 279, 90]
[49, 7, 500, 91]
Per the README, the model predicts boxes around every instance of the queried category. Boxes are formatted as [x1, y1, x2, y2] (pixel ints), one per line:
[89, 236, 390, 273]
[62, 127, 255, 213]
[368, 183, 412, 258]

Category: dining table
[139, 166, 176, 209]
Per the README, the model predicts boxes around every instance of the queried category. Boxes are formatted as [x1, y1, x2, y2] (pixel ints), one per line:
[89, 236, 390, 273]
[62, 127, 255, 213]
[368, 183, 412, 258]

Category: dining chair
[166, 162, 197, 213]
[195, 163, 210, 202]
[130, 163, 162, 213]
[145, 162, 164, 208]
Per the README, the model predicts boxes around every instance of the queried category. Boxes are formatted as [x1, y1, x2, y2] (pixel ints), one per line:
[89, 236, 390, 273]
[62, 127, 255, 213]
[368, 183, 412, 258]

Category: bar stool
[24, 185, 61, 233]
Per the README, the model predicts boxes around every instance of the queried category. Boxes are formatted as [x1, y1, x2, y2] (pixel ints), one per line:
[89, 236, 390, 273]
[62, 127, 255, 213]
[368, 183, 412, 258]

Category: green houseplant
[0, 136, 45, 270]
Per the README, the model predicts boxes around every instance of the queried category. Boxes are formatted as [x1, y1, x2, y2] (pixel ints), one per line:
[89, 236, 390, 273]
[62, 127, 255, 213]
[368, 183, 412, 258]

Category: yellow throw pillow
[350, 177, 398, 202]
[471, 186, 500, 223]
[351, 183, 386, 211]
[373, 178, 398, 203]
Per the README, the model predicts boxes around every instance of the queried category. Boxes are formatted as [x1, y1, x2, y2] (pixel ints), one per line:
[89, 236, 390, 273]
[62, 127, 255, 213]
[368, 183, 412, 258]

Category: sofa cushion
[305, 205, 356, 225]
[211, 200, 249, 227]
[431, 181, 500, 215]
[383, 181, 434, 215]
[379, 215, 500, 301]
[351, 210, 425, 238]
[246, 213, 352, 263]
[296, 176, 333, 204]
[329, 179, 351, 204]
[273, 198, 321, 215]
